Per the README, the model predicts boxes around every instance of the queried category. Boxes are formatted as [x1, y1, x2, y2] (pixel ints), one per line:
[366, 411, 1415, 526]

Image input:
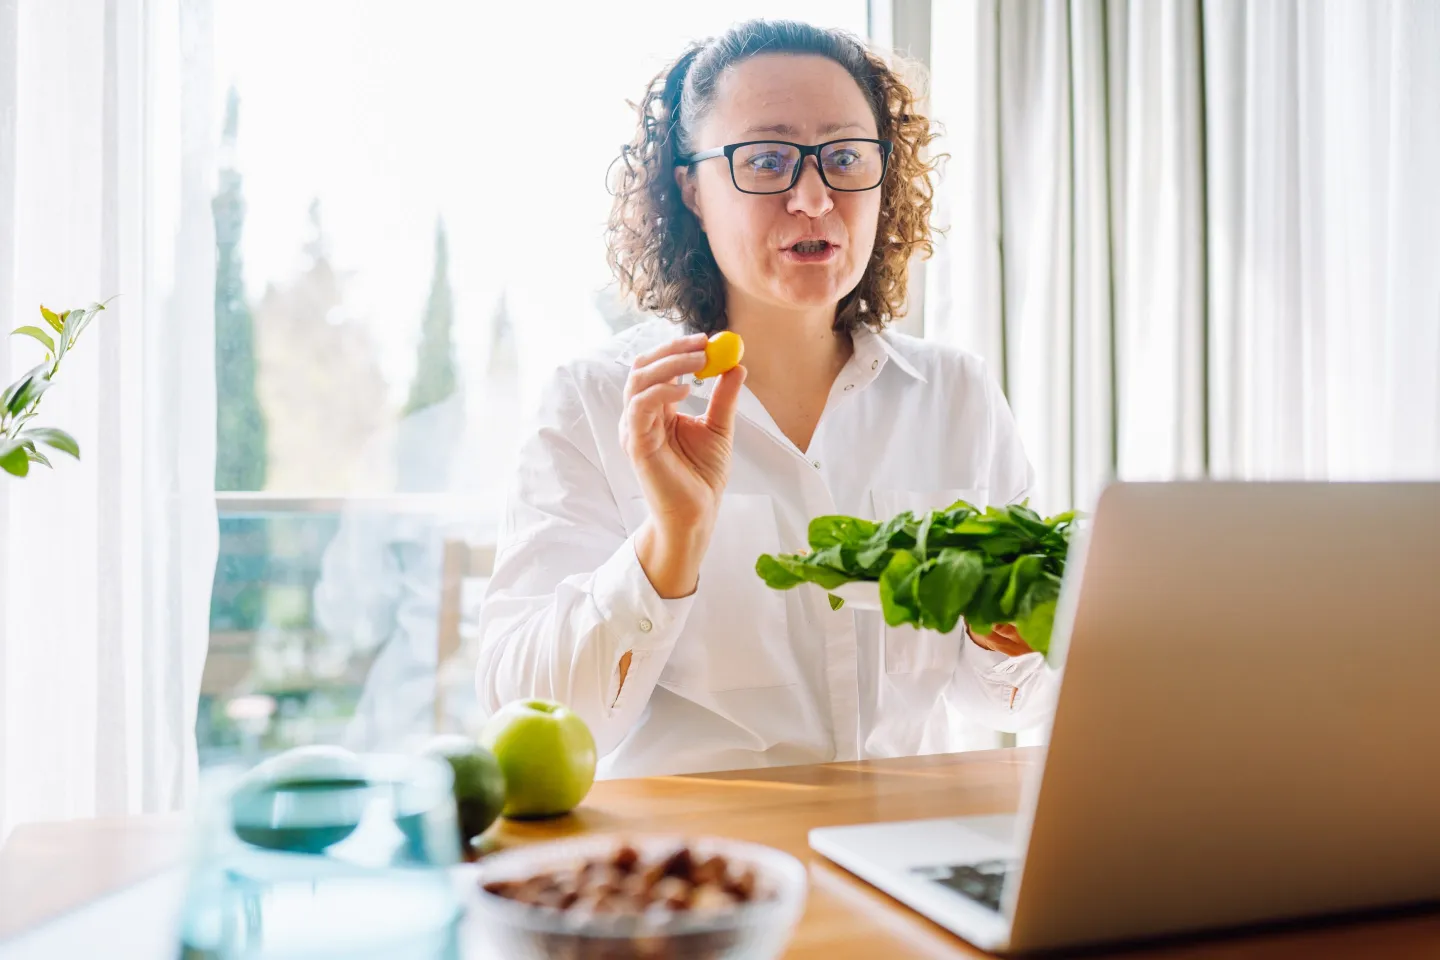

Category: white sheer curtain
[926, 0, 1440, 516]
[0, 0, 217, 837]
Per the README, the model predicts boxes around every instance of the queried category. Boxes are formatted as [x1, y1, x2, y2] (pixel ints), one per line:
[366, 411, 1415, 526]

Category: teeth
[794, 240, 827, 253]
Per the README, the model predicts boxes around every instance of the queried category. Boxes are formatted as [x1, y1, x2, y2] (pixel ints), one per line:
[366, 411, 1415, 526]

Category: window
[202, 3, 870, 764]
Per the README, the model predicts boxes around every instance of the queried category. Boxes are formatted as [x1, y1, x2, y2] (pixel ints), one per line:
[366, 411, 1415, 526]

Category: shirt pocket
[870, 487, 989, 675]
[617, 493, 796, 693]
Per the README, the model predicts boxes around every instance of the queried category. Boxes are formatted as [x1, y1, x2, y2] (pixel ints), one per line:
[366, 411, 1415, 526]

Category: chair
[435, 539, 496, 730]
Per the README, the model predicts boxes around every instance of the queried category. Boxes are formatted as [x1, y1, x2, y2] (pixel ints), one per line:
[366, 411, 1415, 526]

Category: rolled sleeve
[475, 366, 696, 759]
[592, 534, 696, 653]
[591, 535, 696, 717]
[947, 632, 1059, 733]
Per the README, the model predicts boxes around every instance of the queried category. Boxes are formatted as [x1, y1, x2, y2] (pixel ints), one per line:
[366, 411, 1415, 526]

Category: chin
[771, 279, 851, 312]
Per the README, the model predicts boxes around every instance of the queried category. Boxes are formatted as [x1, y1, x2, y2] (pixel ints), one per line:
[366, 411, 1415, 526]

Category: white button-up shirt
[476, 319, 1058, 778]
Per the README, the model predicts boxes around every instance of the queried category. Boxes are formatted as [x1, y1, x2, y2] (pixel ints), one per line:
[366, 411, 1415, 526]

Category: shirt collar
[852, 323, 928, 384]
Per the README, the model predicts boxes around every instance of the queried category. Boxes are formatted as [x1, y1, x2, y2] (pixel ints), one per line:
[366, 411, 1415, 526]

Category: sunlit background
[202, 2, 870, 764]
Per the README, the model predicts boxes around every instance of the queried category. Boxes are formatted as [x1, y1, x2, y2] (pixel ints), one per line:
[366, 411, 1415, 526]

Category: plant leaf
[828, 593, 845, 611]
[755, 552, 849, 591]
[1014, 573, 1063, 657]
[0, 363, 47, 413]
[0, 378, 26, 412]
[755, 553, 807, 590]
[807, 543, 849, 573]
[24, 445, 52, 468]
[914, 510, 936, 560]
[856, 512, 914, 569]
[1001, 555, 1047, 616]
[917, 548, 985, 634]
[70, 305, 99, 341]
[0, 442, 30, 476]
[9, 373, 53, 416]
[798, 558, 850, 590]
[39, 305, 64, 333]
[22, 427, 80, 460]
[808, 515, 878, 549]
[950, 517, 1001, 537]
[965, 565, 1013, 635]
[12, 326, 55, 354]
[878, 550, 923, 627]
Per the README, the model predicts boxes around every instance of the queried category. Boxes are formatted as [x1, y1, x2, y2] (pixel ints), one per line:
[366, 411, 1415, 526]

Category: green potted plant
[1, 300, 111, 477]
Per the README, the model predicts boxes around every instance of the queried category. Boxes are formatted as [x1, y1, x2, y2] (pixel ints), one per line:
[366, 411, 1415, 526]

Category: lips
[781, 240, 838, 264]
[785, 236, 837, 254]
[781, 235, 839, 263]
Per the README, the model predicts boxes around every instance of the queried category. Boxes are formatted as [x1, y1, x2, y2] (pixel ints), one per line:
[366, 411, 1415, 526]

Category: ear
[673, 164, 703, 230]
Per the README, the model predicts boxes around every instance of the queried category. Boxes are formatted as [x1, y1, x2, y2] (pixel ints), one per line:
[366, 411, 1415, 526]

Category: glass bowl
[459, 834, 808, 960]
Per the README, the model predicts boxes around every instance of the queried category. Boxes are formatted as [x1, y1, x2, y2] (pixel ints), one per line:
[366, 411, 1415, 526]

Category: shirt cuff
[960, 632, 1049, 712]
[591, 534, 696, 653]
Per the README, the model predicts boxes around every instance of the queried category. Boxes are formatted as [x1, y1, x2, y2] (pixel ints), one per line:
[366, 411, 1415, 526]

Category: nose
[785, 156, 834, 219]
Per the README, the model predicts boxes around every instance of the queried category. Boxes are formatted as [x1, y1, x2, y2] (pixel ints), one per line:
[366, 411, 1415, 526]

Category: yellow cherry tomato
[696, 331, 744, 380]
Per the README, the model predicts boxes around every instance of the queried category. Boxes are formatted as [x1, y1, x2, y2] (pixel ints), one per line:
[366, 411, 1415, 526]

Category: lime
[423, 735, 507, 845]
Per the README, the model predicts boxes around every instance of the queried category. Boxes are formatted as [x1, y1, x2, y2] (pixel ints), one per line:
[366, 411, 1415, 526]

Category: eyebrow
[742, 121, 869, 137]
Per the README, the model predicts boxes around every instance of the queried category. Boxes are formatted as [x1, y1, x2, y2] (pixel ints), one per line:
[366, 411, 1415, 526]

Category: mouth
[783, 239, 837, 263]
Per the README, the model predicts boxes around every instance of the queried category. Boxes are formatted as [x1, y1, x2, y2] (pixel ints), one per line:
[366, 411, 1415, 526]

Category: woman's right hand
[621, 332, 747, 598]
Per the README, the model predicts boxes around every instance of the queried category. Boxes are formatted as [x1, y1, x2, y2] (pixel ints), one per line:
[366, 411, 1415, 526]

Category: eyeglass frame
[675, 138, 894, 195]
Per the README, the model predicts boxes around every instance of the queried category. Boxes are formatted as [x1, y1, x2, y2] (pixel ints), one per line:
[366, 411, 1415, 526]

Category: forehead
[702, 53, 878, 142]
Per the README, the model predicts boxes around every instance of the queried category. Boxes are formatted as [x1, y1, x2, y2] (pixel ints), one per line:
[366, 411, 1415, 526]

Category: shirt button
[843, 383, 854, 391]
[811, 460, 821, 470]
[870, 359, 879, 370]
[638, 618, 653, 633]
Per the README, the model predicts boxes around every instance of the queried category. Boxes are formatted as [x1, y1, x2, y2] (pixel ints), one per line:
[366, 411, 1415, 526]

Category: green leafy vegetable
[756, 498, 1080, 658]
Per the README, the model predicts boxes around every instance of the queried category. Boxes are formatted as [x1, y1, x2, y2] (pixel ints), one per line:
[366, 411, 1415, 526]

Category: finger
[990, 624, 1034, 653]
[702, 364, 747, 438]
[628, 381, 691, 423]
[623, 382, 691, 456]
[625, 351, 707, 401]
[633, 333, 709, 370]
[968, 622, 1027, 654]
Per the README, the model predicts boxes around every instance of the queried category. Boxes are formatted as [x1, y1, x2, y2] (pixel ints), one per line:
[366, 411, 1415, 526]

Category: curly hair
[605, 19, 939, 335]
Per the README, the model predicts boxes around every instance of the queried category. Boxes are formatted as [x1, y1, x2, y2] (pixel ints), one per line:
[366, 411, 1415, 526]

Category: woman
[476, 20, 1057, 778]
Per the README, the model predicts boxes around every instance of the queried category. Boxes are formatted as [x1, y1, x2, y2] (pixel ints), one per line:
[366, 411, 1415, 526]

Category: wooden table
[3, 748, 1438, 957]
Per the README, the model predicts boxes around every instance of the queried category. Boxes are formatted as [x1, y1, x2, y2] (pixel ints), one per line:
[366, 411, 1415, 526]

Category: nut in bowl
[461, 834, 807, 960]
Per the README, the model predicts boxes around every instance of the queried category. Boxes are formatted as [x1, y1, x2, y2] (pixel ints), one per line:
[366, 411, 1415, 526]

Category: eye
[827, 148, 862, 168]
[745, 151, 788, 173]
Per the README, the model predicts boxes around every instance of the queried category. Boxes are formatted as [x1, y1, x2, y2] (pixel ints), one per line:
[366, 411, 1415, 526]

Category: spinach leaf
[754, 553, 808, 590]
[916, 548, 984, 634]
[809, 515, 879, 548]
[1014, 572, 1063, 656]
[915, 510, 937, 560]
[755, 496, 1081, 661]
[878, 550, 923, 627]
[1001, 554, 1046, 616]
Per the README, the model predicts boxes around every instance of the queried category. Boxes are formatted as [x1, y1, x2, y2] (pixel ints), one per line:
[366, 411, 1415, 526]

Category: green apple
[478, 699, 596, 819]
[422, 735, 507, 846]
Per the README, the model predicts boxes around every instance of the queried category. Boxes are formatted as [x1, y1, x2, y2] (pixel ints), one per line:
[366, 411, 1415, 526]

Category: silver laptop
[810, 481, 1440, 955]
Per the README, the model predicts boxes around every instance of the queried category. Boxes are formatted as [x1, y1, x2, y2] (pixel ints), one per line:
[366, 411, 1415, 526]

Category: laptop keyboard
[909, 859, 1014, 913]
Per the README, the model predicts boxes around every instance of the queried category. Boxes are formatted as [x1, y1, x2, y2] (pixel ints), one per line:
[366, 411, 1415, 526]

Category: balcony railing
[202, 493, 498, 765]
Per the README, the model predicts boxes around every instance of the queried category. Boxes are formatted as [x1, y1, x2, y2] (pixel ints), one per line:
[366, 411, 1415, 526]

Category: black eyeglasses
[676, 138, 893, 195]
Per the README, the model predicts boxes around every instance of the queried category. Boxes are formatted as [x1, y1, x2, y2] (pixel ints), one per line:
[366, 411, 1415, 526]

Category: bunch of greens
[2, 301, 110, 477]
[755, 500, 1079, 657]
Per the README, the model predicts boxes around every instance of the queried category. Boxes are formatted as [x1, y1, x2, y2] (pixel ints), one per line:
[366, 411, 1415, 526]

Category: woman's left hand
[967, 623, 1036, 657]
